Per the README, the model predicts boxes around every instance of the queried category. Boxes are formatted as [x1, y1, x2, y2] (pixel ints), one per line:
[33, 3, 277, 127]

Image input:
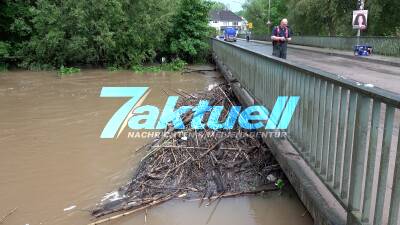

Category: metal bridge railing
[237, 34, 400, 57]
[212, 38, 400, 225]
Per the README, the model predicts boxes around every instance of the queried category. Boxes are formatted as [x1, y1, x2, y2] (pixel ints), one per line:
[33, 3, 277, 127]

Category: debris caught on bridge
[90, 84, 283, 223]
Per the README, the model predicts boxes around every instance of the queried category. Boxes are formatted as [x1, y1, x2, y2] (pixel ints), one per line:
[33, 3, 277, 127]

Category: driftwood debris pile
[91, 84, 283, 221]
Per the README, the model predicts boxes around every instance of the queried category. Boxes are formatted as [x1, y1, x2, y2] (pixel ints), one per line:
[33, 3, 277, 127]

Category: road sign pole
[355, 0, 364, 46]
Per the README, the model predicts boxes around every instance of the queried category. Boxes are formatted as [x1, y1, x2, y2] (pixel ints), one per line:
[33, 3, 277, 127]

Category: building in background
[208, 10, 247, 34]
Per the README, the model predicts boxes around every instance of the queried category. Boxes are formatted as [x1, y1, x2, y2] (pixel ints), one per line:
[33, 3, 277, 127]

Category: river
[0, 67, 312, 225]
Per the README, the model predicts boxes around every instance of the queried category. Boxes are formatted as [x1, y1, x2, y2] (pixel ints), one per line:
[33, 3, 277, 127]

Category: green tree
[0, 0, 34, 42]
[17, 0, 176, 69]
[284, 0, 399, 36]
[242, 0, 288, 35]
[167, 0, 213, 62]
[0, 0, 35, 58]
[285, 0, 354, 36]
[210, 2, 227, 10]
[365, 0, 400, 36]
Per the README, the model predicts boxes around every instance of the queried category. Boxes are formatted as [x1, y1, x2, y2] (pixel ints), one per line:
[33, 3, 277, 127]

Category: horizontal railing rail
[237, 34, 400, 57]
[212, 38, 400, 225]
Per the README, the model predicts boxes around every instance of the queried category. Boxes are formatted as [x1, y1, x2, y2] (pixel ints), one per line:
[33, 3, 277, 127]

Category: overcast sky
[212, 0, 246, 12]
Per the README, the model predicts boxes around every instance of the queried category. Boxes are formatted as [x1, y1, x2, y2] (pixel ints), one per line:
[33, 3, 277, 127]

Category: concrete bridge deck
[231, 39, 400, 94]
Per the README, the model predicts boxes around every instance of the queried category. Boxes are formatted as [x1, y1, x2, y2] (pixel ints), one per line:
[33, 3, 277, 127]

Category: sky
[212, 0, 246, 12]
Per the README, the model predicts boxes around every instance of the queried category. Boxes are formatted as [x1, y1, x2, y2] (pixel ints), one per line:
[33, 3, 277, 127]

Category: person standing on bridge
[271, 18, 292, 59]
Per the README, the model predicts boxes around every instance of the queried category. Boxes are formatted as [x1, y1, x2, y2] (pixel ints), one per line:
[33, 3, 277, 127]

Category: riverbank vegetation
[58, 66, 81, 76]
[131, 59, 187, 73]
[0, 0, 214, 71]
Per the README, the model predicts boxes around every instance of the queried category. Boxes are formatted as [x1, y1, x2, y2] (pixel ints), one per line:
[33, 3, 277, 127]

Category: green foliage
[0, 0, 213, 69]
[0, 63, 8, 72]
[365, 0, 400, 36]
[17, 0, 176, 69]
[0, 42, 11, 59]
[0, 0, 34, 43]
[285, 0, 353, 36]
[210, 2, 227, 10]
[161, 58, 187, 71]
[58, 66, 81, 76]
[131, 65, 162, 73]
[243, 0, 288, 35]
[0, 41, 10, 72]
[275, 178, 285, 189]
[107, 66, 121, 72]
[167, 0, 213, 63]
[131, 59, 187, 73]
[243, 0, 400, 36]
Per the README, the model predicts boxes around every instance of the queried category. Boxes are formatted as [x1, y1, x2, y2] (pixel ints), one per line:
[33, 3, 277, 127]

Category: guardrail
[238, 34, 400, 57]
[212, 38, 400, 225]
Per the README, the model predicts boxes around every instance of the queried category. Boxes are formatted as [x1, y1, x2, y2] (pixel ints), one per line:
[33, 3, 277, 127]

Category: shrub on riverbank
[16, 0, 174, 69]
[58, 66, 81, 76]
[1, 0, 213, 70]
[0, 63, 7, 72]
[131, 59, 188, 73]
[0, 41, 10, 72]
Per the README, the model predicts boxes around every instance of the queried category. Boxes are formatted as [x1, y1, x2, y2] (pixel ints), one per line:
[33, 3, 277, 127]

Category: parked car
[223, 27, 237, 42]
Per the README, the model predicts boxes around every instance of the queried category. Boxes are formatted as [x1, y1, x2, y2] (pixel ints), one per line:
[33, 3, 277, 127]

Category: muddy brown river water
[0, 68, 312, 225]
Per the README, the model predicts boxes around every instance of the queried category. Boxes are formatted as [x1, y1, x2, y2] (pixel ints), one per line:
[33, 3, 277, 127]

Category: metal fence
[238, 34, 400, 57]
[212, 38, 400, 225]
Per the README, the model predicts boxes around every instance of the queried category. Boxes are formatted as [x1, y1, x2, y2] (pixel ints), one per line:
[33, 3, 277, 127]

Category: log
[88, 194, 175, 225]
[0, 207, 17, 224]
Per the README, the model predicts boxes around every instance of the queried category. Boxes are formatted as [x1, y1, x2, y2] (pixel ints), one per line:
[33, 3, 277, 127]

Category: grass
[131, 65, 162, 73]
[131, 59, 187, 73]
[58, 65, 81, 76]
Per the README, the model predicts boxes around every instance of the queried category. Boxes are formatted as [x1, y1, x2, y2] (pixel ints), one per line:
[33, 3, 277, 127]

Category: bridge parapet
[237, 34, 400, 57]
[212, 38, 400, 225]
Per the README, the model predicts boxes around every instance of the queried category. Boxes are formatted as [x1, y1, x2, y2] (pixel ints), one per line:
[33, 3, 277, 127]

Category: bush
[131, 65, 162, 73]
[58, 66, 81, 76]
[0, 63, 7, 72]
[131, 58, 187, 73]
[167, 0, 213, 63]
[0, 42, 10, 59]
[19, 0, 176, 69]
[107, 66, 121, 72]
[161, 58, 187, 71]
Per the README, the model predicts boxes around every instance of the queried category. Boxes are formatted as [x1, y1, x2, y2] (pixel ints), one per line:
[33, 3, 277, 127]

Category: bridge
[211, 38, 400, 225]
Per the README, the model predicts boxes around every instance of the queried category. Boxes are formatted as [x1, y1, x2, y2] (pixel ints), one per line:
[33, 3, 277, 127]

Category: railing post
[361, 100, 381, 223]
[388, 128, 400, 225]
[374, 106, 395, 225]
[347, 95, 371, 223]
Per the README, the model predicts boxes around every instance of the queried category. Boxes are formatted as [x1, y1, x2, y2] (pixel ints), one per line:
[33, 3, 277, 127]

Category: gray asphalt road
[232, 39, 400, 94]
